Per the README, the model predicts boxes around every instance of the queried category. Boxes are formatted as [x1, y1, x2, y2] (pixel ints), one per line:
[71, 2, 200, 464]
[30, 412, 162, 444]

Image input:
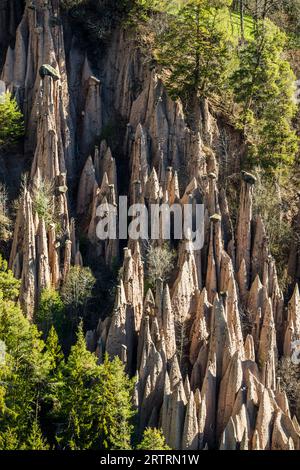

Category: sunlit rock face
[1, 0, 300, 450]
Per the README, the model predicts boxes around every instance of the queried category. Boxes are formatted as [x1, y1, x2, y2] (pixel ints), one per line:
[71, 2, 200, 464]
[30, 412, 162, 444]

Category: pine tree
[55, 327, 135, 450]
[96, 354, 135, 450]
[0, 263, 51, 448]
[36, 288, 65, 338]
[154, 0, 232, 102]
[46, 326, 64, 374]
[55, 323, 99, 450]
[231, 19, 298, 170]
[0, 305, 51, 445]
[21, 420, 50, 450]
[137, 427, 170, 450]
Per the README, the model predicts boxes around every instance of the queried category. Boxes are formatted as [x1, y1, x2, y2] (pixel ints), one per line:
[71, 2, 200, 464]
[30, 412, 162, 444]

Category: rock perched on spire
[1, 0, 74, 172]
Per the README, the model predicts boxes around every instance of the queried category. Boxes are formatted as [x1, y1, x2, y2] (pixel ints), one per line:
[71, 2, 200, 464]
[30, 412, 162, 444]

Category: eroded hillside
[1, 0, 300, 450]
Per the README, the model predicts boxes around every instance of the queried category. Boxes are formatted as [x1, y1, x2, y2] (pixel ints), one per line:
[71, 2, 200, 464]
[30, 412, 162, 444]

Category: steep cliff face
[1, 0, 300, 450]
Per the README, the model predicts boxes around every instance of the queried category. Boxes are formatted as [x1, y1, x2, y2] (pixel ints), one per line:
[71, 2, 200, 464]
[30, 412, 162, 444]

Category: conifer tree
[0, 255, 20, 301]
[155, 0, 232, 102]
[96, 354, 135, 450]
[21, 420, 50, 450]
[46, 326, 64, 374]
[137, 427, 170, 450]
[0, 265, 51, 448]
[231, 19, 298, 169]
[55, 327, 135, 450]
[36, 288, 65, 338]
[55, 323, 99, 449]
[0, 427, 19, 450]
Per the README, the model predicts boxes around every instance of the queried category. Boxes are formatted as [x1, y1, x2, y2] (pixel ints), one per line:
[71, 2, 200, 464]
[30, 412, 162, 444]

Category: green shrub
[0, 92, 24, 149]
[32, 180, 55, 228]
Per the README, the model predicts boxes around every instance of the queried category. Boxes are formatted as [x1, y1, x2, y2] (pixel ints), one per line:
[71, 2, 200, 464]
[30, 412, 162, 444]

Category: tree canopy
[231, 20, 298, 169]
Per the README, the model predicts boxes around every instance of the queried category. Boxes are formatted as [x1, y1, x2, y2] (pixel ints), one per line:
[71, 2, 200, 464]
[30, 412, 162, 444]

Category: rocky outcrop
[0, 0, 23, 69]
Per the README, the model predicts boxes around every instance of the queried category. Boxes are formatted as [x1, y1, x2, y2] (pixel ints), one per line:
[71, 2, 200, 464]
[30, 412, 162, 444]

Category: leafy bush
[32, 180, 55, 228]
[0, 92, 24, 149]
